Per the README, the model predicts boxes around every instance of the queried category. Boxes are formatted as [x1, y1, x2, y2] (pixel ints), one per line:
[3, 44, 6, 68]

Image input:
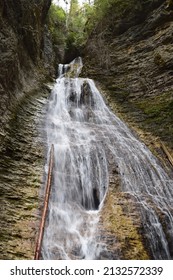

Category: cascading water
[42, 57, 173, 260]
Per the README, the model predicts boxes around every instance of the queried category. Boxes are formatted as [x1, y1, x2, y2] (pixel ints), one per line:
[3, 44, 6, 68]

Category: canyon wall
[0, 0, 56, 150]
[83, 0, 173, 150]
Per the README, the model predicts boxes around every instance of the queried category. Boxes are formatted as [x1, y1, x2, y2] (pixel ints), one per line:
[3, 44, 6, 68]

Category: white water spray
[42, 58, 173, 259]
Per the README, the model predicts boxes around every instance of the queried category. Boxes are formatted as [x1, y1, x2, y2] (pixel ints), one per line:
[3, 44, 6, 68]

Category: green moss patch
[133, 91, 173, 145]
[100, 192, 150, 259]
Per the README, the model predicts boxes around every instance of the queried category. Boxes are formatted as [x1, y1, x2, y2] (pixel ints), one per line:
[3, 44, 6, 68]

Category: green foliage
[47, 4, 67, 46]
[67, 0, 142, 47]
[47, 0, 142, 50]
[91, 0, 141, 23]
[47, 0, 151, 50]
[49, 3, 66, 25]
[66, 0, 89, 48]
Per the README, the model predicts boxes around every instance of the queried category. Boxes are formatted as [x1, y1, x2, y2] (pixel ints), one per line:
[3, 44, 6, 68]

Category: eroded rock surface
[0, 84, 51, 259]
[0, 0, 54, 150]
[0, 0, 55, 259]
[83, 0, 173, 150]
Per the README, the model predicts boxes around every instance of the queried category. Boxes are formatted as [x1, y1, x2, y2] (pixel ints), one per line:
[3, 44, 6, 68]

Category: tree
[66, 0, 88, 48]
[48, 3, 67, 46]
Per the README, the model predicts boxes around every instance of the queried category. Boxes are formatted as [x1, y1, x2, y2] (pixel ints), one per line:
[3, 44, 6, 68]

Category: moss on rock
[100, 191, 150, 259]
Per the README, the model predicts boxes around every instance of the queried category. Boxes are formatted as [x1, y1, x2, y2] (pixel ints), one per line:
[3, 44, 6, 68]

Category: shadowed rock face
[0, 0, 51, 62]
[82, 0, 173, 150]
[0, 0, 54, 259]
[0, 0, 53, 149]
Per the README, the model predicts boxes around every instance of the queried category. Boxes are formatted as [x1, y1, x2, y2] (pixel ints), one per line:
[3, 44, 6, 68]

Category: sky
[52, 0, 87, 11]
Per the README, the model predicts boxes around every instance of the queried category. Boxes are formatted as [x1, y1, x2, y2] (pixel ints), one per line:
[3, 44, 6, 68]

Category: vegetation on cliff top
[48, 4, 66, 46]
[50, 0, 166, 52]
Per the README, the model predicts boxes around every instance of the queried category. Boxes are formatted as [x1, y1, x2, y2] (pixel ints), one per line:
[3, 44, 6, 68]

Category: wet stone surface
[0, 85, 51, 259]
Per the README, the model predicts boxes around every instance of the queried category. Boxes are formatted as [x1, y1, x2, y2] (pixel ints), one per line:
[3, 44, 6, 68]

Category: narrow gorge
[0, 0, 173, 260]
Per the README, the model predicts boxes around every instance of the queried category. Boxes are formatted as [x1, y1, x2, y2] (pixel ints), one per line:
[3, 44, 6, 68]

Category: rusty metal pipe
[161, 141, 173, 167]
[34, 144, 54, 260]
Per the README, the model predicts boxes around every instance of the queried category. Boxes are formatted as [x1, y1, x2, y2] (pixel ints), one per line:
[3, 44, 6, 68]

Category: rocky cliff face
[0, 0, 57, 259]
[0, 0, 55, 150]
[83, 0, 173, 151]
[82, 0, 173, 259]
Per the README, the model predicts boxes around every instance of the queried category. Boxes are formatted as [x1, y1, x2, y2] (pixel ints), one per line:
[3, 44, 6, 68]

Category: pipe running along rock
[34, 144, 54, 260]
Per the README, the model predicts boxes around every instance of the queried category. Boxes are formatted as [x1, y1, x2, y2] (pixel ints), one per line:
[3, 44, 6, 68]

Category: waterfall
[42, 57, 173, 260]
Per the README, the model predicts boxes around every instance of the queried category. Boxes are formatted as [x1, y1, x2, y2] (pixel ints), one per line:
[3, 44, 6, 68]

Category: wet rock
[99, 191, 150, 259]
[80, 81, 95, 107]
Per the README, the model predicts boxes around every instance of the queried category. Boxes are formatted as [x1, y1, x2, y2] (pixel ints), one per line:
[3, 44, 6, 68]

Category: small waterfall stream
[42, 58, 173, 260]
